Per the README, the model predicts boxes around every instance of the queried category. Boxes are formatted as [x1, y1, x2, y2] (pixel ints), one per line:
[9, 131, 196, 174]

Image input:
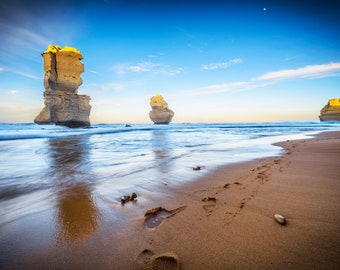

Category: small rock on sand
[120, 192, 137, 204]
[274, 213, 286, 225]
[201, 197, 217, 202]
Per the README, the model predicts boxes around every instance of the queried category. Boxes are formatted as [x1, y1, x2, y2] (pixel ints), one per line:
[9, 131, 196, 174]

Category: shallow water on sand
[0, 122, 339, 267]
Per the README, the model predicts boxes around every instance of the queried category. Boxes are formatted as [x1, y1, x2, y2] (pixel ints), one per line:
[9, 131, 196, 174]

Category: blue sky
[0, 0, 339, 123]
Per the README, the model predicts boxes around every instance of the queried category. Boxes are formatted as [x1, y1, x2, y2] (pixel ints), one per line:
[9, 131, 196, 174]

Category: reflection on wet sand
[56, 183, 98, 241]
[48, 137, 100, 242]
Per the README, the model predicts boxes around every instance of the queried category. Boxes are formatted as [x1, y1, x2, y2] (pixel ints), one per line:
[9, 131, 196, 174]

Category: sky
[0, 0, 339, 123]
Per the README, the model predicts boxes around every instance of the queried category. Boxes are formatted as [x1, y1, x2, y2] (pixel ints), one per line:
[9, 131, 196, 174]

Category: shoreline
[1, 131, 340, 269]
[106, 130, 340, 269]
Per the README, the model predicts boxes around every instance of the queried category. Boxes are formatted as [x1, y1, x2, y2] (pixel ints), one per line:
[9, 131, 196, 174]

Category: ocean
[0, 121, 339, 260]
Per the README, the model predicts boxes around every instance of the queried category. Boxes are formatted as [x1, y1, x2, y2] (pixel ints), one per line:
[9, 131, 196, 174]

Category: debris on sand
[120, 192, 137, 205]
[201, 197, 217, 202]
[193, 166, 201, 171]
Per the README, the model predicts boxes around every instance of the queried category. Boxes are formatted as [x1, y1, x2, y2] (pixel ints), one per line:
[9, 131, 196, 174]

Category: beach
[1, 130, 339, 269]
[130, 131, 340, 269]
[1, 0, 340, 268]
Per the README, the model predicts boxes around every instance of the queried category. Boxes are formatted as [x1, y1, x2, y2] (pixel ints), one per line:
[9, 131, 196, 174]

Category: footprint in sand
[257, 171, 270, 183]
[201, 197, 217, 213]
[137, 249, 155, 266]
[223, 181, 242, 189]
[224, 211, 238, 225]
[144, 206, 186, 229]
[137, 250, 181, 270]
[274, 159, 281, 165]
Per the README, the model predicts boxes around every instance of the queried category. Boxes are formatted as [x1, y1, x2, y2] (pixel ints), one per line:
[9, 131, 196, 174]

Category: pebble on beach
[274, 213, 286, 225]
[120, 192, 137, 205]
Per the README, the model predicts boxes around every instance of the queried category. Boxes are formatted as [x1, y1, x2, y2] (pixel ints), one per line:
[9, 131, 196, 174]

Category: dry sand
[131, 131, 340, 269]
[6, 131, 340, 269]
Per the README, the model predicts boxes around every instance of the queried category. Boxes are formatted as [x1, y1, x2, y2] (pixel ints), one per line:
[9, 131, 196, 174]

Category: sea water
[0, 122, 340, 258]
[1, 122, 340, 222]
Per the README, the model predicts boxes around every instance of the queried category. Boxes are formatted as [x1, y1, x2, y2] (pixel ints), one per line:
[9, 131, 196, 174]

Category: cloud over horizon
[253, 62, 340, 81]
[111, 61, 182, 76]
[201, 58, 243, 70]
[4, 67, 42, 80]
[192, 62, 340, 95]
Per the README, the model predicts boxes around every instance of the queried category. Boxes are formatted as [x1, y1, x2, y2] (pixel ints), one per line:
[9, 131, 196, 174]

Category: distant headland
[319, 98, 340, 121]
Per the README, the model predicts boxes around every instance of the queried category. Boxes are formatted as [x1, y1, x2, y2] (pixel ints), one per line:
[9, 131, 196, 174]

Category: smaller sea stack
[319, 98, 340, 121]
[149, 94, 174, 124]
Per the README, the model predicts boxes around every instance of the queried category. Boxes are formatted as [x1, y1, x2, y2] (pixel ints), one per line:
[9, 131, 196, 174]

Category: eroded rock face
[149, 94, 174, 124]
[35, 45, 91, 127]
[319, 98, 340, 121]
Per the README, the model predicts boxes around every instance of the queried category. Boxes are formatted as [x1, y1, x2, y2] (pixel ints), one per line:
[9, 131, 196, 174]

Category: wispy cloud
[253, 62, 340, 81]
[8, 26, 49, 48]
[111, 61, 182, 76]
[0, 7, 81, 62]
[88, 70, 100, 75]
[0, 23, 50, 55]
[80, 82, 125, 94]
[178, 27, 196, 39]
[0, 65, 41, 80]
[284, 55, 298, 61]
[128, 61, 159, 72]
[100, 83, 124, 92]
[148, 52, 164, 58]
[6, 68, 41, 80]
[191, 62, 340, 95]
[196, 81, 250, 94]
[201, 58, 243, 70]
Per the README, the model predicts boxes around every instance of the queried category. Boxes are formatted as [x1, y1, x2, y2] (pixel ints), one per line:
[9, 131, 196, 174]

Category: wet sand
[2, 131, 340, 269]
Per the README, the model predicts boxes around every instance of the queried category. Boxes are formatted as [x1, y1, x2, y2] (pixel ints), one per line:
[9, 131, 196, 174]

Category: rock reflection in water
[48, 137, 90, 179]
[152, 130, 173, 174]
[47, 136, 100, 242]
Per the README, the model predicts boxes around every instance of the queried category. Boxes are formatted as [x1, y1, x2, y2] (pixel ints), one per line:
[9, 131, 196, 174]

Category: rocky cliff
[149, 94, 174, 124]
[34, 45, 91, 127]
[319, 98, 340, 121]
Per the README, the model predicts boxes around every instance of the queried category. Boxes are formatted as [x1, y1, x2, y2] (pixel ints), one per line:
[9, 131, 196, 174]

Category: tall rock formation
[34, 45, 91, 127]
[149, 94, 174, 124]
[319, 98, 340, 121]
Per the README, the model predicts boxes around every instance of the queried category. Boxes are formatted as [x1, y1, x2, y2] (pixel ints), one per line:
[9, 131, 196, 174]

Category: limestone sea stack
[149, 94, 174, 124]
[319, 98, 340, 121]
[34, 45, 91, 128]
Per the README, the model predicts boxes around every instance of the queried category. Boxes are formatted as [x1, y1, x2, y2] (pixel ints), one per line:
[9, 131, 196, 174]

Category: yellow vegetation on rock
[44, 45, 61, 53]
[44, 44, 81, 54]
[149, 93, 174, 124]
[150, 93, 167, 107]
[62, 46, 81, 54]
[328, 98, 340, 107]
